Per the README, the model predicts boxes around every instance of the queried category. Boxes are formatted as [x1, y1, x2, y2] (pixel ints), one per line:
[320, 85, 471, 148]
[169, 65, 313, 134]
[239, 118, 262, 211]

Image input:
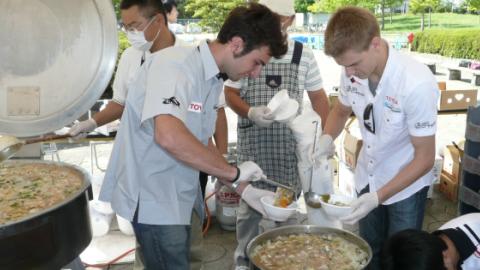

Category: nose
[249, 65, 262, 78]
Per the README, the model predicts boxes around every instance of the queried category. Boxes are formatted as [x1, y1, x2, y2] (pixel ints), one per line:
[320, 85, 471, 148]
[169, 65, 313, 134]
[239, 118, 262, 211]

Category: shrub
[411, 29, 480, 60]
[101, 31, 131, 99]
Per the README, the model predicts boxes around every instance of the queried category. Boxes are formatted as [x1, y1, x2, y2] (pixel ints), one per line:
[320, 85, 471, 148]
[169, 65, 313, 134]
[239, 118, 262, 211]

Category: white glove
[247, 106, 275, 128]
[241, 184, 275, 216]
[69, 119, 97, 140]
[236, 161, 264, 182]
[312, 134, 335, 163]
[339, 192, 379, 225]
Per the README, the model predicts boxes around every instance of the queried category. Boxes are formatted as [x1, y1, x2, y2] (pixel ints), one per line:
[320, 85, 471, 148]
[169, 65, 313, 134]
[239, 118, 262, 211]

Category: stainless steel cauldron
[246, 225, 373, 270]
[0, 160, 92, 270]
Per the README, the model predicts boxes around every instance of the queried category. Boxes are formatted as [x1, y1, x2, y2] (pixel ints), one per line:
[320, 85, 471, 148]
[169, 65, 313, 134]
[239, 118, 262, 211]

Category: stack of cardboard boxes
[440, 143, 464, 201]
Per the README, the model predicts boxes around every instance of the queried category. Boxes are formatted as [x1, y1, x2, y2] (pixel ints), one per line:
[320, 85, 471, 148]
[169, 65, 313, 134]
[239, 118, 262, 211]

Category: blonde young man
[316, 7, 439, 269]
[224, 0, 329, 268]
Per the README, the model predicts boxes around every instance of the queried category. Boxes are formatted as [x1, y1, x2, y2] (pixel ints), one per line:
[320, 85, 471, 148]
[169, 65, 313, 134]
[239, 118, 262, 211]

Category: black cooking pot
[0, 160, 92, 270]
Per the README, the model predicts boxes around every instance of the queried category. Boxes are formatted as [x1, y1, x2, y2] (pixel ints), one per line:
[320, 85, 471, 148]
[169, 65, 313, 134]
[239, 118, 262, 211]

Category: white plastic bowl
[261, 195, 297, 222]
[116, 214, 135, 236]
[267, 89, 289, 114]
[320, 194, 354, 219]
[274, 99, 299, 123]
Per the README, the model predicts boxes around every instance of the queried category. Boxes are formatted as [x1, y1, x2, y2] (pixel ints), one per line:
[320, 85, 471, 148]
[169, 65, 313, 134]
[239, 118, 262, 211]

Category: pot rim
[246, 224, 373, 269]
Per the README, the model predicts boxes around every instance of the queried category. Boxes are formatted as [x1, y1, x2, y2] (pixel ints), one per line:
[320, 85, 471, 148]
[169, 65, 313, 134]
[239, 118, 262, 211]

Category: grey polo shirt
[99, 40, 224, 225]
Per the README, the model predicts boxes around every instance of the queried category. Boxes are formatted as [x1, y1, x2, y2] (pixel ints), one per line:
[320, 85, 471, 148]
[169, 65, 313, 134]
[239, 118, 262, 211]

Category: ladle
[0, 134, 70, 162]
[260, 176, 296, 193]
[304, 120, 323, 208]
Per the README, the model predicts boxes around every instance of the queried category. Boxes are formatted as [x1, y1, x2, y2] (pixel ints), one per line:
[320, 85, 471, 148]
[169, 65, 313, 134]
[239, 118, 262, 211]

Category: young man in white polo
[315, 6, 439, 270]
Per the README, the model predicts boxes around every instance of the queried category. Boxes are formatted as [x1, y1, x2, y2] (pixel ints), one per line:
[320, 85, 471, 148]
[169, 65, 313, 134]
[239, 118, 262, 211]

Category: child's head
[381, 229, 448, 270]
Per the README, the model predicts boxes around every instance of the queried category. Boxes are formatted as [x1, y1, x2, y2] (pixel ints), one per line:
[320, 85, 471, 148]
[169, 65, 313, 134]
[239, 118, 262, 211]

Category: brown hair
[217, 3, 288, 59]
[324, 6, 380, 57]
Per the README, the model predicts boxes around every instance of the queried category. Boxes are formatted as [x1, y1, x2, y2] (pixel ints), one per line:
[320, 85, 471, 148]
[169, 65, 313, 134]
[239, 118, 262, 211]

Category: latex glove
[312, 134, 335, 164]
[69, 119, 97, 140]
[339, 192, 379, 225]
[247, 106, 275, 128]
[241, 184, 275, 216]
[236, 161, 264, 182]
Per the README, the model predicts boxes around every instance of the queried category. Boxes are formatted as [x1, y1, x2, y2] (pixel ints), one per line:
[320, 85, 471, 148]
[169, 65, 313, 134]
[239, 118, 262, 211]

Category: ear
[370, 36, 382, 49]
[442, 250, 454, 270]
[228, 36, 245, 55]
[153, 13, 166, 26]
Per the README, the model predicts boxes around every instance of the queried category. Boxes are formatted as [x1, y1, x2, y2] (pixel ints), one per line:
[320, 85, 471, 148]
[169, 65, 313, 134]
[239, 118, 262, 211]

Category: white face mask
[126, 16, 161, 52]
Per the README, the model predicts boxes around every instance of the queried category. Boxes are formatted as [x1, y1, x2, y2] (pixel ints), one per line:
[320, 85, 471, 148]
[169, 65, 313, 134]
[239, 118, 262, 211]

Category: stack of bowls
[267, 90, 299, 123]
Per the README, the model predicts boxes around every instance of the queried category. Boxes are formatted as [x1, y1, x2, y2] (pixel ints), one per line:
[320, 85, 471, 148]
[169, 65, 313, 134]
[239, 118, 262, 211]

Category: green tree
[295, 0, 315, 13]
[410, 0, 440, 30]
[466, 0, 480, 22]
[309, 0, 375, 13]
[113, 0, 121, 20]
[184, 0, 245, 32]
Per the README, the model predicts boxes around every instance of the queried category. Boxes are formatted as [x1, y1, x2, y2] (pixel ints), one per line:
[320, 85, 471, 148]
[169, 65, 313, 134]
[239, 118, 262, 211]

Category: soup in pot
[0, 162, 84, 224]
[251, 232, 369, 270]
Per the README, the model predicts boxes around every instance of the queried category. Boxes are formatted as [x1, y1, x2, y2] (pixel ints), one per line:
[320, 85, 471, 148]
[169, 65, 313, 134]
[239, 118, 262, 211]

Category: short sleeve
[224, 79, 242, 89]
[111, 50, 133, 105]
[404, 81, 439, 137]
[217, 89, 226, 109]
[337, 70, 351, 107]
[141, 60, 191, 124]
[303, 48, 324, 91]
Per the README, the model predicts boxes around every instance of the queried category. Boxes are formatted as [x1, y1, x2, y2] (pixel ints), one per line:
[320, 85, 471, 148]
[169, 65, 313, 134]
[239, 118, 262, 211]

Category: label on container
[222, 206, 237, 217]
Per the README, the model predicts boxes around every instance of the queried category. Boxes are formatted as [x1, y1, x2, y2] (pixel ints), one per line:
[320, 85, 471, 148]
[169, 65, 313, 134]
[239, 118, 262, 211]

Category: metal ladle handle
[308, 120, 319, 192]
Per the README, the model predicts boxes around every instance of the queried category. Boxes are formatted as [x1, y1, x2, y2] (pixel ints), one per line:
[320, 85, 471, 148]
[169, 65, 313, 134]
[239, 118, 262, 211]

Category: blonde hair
[324, 6, 380, 57]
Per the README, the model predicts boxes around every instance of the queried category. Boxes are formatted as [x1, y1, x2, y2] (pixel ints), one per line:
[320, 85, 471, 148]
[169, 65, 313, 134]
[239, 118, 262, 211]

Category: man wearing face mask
[69, 0, 174, 138]
[223, 0, 329, 269]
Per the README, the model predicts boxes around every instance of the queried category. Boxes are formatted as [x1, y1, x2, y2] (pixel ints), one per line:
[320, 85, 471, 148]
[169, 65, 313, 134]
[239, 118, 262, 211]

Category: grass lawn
[378, 12, 480, 33]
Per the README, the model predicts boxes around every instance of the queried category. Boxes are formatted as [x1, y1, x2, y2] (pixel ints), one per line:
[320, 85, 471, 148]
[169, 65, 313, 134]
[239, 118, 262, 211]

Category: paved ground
[47, 45, 474, 270]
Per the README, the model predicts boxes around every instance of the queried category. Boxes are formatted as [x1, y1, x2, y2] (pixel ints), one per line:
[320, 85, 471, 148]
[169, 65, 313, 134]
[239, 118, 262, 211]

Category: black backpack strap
[291, 41, 303, 65]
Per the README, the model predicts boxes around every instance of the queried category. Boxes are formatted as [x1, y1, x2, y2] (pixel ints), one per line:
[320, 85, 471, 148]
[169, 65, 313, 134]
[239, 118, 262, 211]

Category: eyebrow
[345, 59, 361, 67]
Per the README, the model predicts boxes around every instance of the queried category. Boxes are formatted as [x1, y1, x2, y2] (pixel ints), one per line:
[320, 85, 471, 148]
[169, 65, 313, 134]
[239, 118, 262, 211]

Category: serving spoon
[304, 120, 324, 208]
[0, 134, 70, 162]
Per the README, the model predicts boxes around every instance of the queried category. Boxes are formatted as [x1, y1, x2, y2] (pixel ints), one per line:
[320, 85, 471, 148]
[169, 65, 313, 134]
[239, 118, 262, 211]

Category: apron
[237, 41, 303, 193]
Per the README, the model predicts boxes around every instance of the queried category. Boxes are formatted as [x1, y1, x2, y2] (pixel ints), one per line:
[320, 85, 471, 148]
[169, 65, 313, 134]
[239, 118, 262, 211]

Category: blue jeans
[132, 214, 191, 270]
[358, 185, 429, 270]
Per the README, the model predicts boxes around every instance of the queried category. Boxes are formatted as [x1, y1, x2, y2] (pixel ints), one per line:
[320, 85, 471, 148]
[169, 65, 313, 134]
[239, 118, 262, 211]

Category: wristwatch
[231, 180, 240, 191]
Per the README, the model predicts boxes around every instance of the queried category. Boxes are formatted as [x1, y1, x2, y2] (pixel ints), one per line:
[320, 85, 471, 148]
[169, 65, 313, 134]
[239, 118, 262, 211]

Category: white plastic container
[205, 176, 216, 216]
[116, 214, 134, 236]
[89, 200, 114, 237]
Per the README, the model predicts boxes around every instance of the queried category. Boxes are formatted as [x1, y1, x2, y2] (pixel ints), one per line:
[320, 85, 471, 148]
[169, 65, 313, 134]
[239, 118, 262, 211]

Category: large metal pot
[0, 0, 118, 137]
[0, 160, 92, 270]
[246, 225, 373, 270]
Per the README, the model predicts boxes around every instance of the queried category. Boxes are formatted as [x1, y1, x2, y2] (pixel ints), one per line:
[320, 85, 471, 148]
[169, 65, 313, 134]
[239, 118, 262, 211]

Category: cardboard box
[439, 172, 458, 202]
[343, 130, 362, 169]
[438, 89, 477, 111]
[442, 144, 463, 182]
[438, 81, 446, 91]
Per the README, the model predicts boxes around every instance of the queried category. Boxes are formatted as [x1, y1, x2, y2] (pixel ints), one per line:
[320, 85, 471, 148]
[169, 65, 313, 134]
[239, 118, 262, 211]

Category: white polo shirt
[338, 44, 439, 205]
[438, 213, 480, 269]
[224, 39, 323, 91]
[99, 40, 224, 225]
[111, 47, 149, 105]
